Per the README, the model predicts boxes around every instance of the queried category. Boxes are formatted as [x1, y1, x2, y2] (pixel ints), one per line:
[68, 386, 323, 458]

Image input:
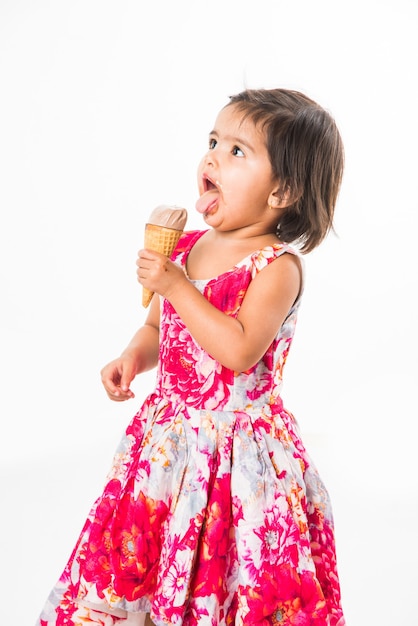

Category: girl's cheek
[196, 161, 204, 188]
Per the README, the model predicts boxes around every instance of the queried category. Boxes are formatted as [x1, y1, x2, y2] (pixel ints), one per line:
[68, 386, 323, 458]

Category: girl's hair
[228, 89, 344, 253]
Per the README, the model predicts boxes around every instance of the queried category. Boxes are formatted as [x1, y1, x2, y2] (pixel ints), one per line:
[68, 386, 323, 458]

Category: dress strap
[171, 230, 205, 264]
[246, 243, 299, 275]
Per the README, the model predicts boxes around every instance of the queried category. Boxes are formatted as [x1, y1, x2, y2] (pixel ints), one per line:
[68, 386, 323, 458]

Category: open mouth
[202, 174, 219, 192]
[196, 174, 221, 215]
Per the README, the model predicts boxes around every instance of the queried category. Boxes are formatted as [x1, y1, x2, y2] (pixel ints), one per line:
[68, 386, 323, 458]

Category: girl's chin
[203, 211, 212, 221]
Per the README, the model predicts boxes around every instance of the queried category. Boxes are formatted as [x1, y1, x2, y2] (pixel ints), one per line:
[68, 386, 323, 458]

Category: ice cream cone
[142, 223, 184, 307]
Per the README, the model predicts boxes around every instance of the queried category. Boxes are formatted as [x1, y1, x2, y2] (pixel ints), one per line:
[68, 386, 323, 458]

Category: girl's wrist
[120, 348, 142, 372]
[163, 271, 191, 304]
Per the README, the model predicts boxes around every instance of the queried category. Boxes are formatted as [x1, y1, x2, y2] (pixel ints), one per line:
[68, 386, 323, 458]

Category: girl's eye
[209, 138, 217, 149]
[232, 146, 244, 157]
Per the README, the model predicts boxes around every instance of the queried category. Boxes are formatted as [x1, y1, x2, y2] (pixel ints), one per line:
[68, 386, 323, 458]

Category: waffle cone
[142, 223, 184, 307]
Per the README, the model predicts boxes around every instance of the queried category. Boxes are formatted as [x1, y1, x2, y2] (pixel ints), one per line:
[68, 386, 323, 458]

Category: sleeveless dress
[38, 230, 345, 626]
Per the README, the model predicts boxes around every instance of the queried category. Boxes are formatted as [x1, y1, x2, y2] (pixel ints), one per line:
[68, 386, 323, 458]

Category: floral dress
[38, 230, 345, 626]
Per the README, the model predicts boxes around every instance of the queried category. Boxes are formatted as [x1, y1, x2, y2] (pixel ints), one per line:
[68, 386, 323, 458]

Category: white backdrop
[1, 1, 417, 624]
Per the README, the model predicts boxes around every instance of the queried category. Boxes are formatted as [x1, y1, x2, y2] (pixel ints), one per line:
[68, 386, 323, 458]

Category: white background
[1, 1, 417, 624]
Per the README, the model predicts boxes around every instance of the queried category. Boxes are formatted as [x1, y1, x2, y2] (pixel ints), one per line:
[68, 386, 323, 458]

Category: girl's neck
[206, 226, 280, 249]
[186, 228, 281, 281]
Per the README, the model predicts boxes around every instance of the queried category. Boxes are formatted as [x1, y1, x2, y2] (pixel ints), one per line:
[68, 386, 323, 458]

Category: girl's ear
[268, 182, 300, 209]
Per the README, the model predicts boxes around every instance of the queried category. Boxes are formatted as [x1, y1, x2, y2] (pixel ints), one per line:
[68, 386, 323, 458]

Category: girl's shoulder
[246, 243, 304, 306]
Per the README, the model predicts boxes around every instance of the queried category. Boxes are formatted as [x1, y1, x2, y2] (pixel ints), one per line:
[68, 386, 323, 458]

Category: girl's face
[196, 104, 280, 233]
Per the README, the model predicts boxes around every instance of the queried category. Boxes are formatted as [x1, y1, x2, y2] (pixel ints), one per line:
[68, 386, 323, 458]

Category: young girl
[38, 88, 345, 626]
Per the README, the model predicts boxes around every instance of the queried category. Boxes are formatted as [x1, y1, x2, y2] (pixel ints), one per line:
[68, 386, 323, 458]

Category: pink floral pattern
[38, 230, 345, 625]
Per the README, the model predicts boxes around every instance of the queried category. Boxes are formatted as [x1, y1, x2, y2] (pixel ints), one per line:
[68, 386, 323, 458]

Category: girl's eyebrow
[209, 129, 254, 152]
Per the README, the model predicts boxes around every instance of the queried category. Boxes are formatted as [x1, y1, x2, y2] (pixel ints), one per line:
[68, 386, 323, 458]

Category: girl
[38, 89, 345, 626]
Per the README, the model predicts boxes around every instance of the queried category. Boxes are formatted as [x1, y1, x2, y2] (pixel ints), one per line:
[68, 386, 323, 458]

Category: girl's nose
[204, 147, 217, 167]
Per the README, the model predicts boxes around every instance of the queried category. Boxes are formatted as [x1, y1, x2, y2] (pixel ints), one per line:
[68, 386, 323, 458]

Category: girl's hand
[101, 315, 160, 402]
[136, 249, 187, 300]
[100, 355, 137, 402]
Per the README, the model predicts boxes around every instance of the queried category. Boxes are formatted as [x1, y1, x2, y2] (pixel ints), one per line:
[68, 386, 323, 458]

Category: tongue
[195, 189, 219, 214]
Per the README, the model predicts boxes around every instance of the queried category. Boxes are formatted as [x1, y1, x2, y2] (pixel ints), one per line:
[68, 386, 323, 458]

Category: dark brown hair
[228, 89, 344, 253]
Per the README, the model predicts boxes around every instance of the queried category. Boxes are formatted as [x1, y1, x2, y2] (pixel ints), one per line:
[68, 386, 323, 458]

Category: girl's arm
[137, 249, 301, 372]
[100, 295, 160, 401]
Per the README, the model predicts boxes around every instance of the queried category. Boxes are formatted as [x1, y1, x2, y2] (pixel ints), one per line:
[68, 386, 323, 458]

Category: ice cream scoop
[142, 205, 188, 307]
